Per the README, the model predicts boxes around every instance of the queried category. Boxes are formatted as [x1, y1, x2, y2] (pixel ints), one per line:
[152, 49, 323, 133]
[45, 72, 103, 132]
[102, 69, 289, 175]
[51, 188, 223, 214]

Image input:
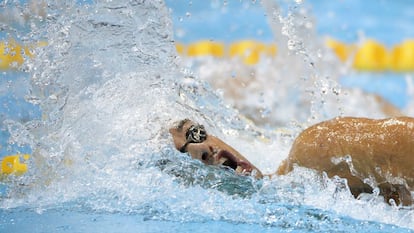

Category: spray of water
[189, 0, 400, 130]
[0, 0, 413, 231]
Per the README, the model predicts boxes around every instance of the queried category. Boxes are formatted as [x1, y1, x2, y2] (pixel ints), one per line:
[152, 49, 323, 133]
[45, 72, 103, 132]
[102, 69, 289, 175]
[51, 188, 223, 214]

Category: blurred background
[165, 0, 414, 108]
[167, 0, 414, 44]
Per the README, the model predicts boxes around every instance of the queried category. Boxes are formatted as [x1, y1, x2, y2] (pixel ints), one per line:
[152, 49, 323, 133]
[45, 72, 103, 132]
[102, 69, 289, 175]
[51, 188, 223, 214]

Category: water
[0, 0, 414, 232]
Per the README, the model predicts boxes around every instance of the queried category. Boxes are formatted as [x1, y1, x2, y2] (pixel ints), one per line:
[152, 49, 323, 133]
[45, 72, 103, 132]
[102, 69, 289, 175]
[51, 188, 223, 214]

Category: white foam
[0, 0, 413, 231]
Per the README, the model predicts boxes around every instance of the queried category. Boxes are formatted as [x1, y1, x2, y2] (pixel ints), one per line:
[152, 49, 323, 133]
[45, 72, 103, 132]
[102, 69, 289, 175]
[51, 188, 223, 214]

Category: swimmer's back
[278, 116, 414, 188]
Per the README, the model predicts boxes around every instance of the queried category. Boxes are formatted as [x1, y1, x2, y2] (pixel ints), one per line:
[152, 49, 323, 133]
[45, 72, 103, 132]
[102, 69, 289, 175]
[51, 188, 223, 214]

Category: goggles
[179, 124, 207, 153]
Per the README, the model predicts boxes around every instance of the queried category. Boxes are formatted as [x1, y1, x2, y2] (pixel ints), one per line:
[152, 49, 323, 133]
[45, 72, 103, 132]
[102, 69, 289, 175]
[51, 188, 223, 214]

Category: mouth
[217, 150, 254, 175]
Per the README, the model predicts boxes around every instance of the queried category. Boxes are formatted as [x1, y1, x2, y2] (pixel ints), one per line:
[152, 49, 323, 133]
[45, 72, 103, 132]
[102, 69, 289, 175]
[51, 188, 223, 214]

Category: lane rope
[1, 38, 413, 70]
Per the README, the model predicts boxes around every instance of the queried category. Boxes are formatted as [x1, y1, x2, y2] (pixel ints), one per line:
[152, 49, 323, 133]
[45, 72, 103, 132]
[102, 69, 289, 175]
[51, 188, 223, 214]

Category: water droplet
[287, 39, 304, 51]
[316, 49, 322, 58]
[332, 87, 341, 96]
[260, 107, 271, 118]
[231, 71, 237, 78]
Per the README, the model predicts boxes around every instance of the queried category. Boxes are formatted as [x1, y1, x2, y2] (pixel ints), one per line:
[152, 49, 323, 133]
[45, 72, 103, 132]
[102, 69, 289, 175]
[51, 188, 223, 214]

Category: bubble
[287, 39, 304, 51]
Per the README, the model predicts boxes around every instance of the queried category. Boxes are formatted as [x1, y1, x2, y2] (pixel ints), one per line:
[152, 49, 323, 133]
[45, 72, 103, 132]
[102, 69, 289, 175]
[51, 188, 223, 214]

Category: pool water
[0, 0, 414, 232]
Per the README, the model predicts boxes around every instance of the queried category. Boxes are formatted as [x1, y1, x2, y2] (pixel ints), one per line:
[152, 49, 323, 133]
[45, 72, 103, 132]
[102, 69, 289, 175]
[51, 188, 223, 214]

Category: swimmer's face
[169, 119, 263, 179]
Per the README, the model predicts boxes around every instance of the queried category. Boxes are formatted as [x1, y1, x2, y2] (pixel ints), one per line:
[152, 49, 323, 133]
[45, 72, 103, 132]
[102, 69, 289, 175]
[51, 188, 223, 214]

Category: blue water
[1, 1, 414, 232]
[0, 206, 411, 233]
[308, 0, 414, 46]
[167, 0, 414, 45]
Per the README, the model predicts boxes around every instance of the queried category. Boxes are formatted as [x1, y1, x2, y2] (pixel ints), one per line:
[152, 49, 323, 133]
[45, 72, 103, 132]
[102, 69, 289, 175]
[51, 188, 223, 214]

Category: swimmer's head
[169, 119, 263, 179]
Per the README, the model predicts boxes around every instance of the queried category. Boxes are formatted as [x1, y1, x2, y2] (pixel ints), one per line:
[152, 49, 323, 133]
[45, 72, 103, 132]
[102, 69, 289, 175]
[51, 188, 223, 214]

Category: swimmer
[169, 119, 263, 179]
[170, 117, 414, 206]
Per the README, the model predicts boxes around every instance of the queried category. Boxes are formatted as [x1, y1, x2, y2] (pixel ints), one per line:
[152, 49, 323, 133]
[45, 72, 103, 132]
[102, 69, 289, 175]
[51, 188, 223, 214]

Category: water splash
[2, 0, 259, 209]
[188, 0, 397, 129]
[0, 0, 413, 232]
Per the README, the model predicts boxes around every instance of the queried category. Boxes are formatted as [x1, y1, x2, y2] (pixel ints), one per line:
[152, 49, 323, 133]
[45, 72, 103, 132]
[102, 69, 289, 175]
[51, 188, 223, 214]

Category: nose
[186, 144, 215, 164]
[201, 151, 209, 161]
[198, 146, 214, 165]
[199, 146, 216, 164]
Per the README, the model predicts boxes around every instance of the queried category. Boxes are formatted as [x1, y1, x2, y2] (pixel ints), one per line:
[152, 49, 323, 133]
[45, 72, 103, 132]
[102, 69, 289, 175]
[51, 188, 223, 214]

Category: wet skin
[169, 119, 263, 179]
[278, 116, 414, 206]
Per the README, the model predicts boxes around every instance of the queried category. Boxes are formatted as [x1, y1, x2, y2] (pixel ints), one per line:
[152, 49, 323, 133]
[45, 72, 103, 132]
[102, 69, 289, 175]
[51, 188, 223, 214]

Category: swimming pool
[1, 0, 414, 232]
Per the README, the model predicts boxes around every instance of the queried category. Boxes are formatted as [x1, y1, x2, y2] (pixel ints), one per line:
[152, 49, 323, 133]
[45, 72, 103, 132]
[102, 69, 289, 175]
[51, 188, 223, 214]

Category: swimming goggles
[179, 124, 207, 153]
